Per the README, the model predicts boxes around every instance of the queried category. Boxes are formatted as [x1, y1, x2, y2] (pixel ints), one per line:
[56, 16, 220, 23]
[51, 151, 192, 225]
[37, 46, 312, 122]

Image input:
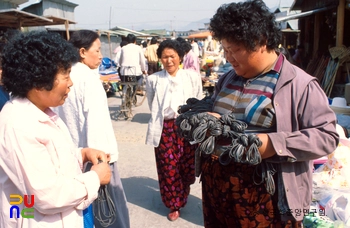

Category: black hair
[182, 41, 192, 53]
[126, 34, 136, 43]
[120, 40, 128, 48]
[0, 29, 21, 70]
[150, 37, 157, 45]
[157, 39, 185, 60]
[1, 31, 79, 98]
[69, 30, 100, 60]
[209, 0, 281, 52]
[176, 37, 186, 43]
[175, 37, 191, 53]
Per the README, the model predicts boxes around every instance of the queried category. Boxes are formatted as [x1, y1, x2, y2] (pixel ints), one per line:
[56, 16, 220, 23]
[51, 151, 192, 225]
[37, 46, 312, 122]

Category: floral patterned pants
[154, 119, 197, 210]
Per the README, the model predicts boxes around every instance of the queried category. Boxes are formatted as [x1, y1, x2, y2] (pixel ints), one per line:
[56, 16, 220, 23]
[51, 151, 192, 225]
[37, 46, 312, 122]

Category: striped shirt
[213, 55, 284, 128]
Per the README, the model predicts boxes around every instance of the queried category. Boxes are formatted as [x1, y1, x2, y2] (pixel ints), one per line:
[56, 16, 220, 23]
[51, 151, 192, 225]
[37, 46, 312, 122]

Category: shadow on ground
[130, 113, 151, 124]
[122, 176, 204, 226]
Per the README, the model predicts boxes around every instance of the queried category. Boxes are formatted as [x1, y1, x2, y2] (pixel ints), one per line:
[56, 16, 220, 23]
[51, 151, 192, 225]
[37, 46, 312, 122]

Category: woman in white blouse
[145, 39, 203, 221]
[53, 30, 130, 228]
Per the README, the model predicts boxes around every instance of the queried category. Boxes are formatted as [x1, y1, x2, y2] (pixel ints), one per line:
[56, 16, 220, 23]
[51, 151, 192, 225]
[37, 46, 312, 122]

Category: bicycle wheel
[124, 85, 133, 118]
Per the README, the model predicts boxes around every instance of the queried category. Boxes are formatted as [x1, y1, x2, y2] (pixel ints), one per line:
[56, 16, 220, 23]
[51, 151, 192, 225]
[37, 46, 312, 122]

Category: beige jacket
[145, 69, 203, 147]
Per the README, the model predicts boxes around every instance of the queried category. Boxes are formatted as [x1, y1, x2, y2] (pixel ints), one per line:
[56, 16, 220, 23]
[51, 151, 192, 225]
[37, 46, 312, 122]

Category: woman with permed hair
[145, 39, 202, 221]
[0, 31, 112, 227]
[197, 0, 339, 227]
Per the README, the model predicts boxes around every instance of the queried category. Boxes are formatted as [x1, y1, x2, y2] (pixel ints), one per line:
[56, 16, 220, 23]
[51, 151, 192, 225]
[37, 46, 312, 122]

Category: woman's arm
[0, 127, 103, 214]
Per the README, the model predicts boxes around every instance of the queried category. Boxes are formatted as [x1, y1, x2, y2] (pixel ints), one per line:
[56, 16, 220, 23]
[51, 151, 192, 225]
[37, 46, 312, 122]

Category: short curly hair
[209, 0, 281, 52]
[157, 39, 185, 60]
[1, 31, 79, 98]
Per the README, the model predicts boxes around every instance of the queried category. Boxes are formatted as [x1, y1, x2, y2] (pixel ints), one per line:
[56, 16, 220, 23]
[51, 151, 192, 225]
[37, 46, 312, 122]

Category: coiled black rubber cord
[93, 184, 117, 227]
[92, 161, 117, 227]
[176, 97, 276, 195]
[253, 161, 276, 195]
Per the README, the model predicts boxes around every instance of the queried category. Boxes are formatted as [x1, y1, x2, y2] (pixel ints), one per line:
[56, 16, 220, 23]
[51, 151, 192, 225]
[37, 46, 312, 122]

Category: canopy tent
[0, 9, 76, 39]
[0, 9, 53, 27]
[188, 31, 212, 39]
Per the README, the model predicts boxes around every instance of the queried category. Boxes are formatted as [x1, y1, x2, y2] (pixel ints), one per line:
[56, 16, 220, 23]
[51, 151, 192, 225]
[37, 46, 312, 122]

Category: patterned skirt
[154, 119, 197, 210]
[200, 155, 302, 228]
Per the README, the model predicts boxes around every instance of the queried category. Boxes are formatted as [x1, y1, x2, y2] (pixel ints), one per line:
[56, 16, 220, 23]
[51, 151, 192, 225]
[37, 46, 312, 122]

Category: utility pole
[109, 6, 112, 29]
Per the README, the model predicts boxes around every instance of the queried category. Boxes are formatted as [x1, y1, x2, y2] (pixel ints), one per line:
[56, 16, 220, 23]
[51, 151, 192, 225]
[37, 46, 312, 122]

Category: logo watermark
[9, 194, 35, 219]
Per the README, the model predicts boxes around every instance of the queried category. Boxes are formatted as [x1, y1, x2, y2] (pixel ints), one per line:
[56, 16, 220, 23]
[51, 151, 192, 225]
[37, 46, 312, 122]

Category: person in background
[141, 40, 148, 53]
[190, 38, 200, 57]
[115, 40, 128, 75]
[141, 41, 149, 75]
[118, 33, 147, 87]
[180, 39, 200, 75]
[144, 37, 160, 75]
[197, 39, 204, 57]
[114, 41, 127, 65]
[0, 30, 111, 228]
[53, 30, 130, 228]
[277, 44, 295, 64]
[145, 39, 203, 221]
[199, 1, 339, 227]
[292, 44, 305, 68]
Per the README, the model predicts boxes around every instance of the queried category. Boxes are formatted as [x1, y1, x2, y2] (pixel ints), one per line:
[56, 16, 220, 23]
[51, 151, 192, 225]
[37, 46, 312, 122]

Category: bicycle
[116, 66, 146, 120]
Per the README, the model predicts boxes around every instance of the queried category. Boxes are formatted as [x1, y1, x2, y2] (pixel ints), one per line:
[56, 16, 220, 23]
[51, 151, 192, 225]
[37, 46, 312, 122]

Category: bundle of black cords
[92, 161, 117, 227]
[176, 97, 276, 195]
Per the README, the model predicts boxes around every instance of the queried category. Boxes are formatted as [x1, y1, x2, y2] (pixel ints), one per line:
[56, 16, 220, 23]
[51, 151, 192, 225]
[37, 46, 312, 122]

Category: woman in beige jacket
[145, 39, 202, 221]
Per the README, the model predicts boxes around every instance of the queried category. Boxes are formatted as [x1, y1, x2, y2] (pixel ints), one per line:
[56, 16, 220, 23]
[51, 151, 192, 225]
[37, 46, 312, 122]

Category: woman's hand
[91, 162, 111, 185]
[257, 134, 276, 159]
[81, 148, 110, 165]
[207, 112, 221, 119]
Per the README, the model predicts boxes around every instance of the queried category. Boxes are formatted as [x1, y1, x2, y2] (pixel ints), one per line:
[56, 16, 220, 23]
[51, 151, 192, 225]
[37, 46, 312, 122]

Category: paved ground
[107, 92, 204, 228]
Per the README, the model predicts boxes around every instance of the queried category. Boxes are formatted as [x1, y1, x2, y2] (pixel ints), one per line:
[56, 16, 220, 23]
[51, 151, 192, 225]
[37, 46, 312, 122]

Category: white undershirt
[164, 70, 185, 120]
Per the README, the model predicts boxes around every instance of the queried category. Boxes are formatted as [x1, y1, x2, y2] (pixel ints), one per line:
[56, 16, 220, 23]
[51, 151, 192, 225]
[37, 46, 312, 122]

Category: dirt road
[108, 93, 204, 228]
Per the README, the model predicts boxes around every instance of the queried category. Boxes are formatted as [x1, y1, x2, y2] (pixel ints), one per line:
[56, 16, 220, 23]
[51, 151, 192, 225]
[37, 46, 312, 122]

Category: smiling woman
[0, 30, 112, 228]
[146, 39, 203, 222]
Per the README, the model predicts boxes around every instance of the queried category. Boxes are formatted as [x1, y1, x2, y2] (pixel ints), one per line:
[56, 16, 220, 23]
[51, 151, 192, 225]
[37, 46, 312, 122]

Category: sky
[39, 0, 293, 31]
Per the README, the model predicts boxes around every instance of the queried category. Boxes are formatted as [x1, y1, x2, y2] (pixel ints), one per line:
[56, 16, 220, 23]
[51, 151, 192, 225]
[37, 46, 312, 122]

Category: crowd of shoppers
[0, 0, 341, 227]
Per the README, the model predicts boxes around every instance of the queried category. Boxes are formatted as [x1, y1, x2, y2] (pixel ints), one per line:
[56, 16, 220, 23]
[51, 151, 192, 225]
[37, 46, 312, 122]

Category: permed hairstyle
[209, 0, 281, 52]
[69, 29, 100, 61]
[1, 31, 79, 98]
[157, 39, 185, 60]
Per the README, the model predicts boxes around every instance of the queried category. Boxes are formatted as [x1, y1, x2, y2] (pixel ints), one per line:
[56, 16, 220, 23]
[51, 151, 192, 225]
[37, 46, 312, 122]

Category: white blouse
[163, 70, 185, 120]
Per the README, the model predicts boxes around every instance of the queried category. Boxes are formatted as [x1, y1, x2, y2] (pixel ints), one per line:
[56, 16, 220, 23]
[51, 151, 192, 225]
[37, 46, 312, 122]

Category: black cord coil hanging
[92, 161, 117, 227]
[175, 97, 276, 195]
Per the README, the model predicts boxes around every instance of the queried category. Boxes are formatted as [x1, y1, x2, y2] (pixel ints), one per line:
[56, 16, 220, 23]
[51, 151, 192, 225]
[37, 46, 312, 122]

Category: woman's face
[80, 38, 103, 69]
[221, 39, 265, 79]
[160, 48, 181, 76]
[30, 68, 73, 111]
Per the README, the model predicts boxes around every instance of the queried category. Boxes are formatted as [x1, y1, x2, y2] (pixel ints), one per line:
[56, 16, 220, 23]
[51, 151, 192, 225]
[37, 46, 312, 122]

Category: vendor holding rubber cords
[197, 1, 339, 227]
